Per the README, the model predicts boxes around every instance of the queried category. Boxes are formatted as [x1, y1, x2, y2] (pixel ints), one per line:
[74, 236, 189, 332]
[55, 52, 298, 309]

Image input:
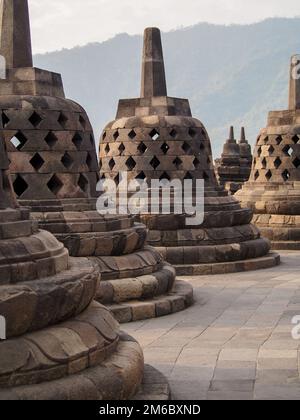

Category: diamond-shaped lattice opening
[173, 157, 183, 169]
[292, 135, 300, 144]
[274, 157, 282, 169]
[283, 145, 293, 157]
[13, 175, 28, 197]
[30, 153, 45, 171]
[282, 169, 291, 181]
[58, 112, 68, 128]
[78, 174, 89, 192]
[193, 158, 200, 169]
[257, 146, 262, 157]
[276, 136, 283, 145]
[268, 145, 275, 155]
[136, 171, 146, 180]
[113, 130, 120, 140]
[72, 133, 83, 150]
[138, 142, 147, 154]
[203, 171, 210, 181]
[128, 130, 136, 140]
[161, 143, 170, 155]
[105, 144, 110, 154]
[10, 132, 28, 150]
[265, 170, 272, 180]
[182, 142, 191, 153]
[293, 157, 300, 168]
[47, 175, 63, 196]
[261, 158, 267, 169]
[61, 152, 74, 169]
[45, 131, 58, 149]
[79, 115, 86, 129]
[109, 158, 116, 170]
[159, 172, 171, 182]
[149, 129, 160, 141]
[102, 131, 107, 141]
[150, 156, 160, 170]
[170, 129, 177, 138]
[118, 143, 126, 155]
[126, 157, 136, 170]
[188, 128, 197, 138]
[29, 111, 42, 128]
[254, 170, 260, 180]
[184, 172, 193, 180]
[263, 136, 269, 144]
[2, 112, 9, 128]
[86, 153, 93, 169]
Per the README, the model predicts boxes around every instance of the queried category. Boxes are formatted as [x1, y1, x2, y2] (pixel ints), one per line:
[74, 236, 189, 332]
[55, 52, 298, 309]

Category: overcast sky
[29, 0, 300, 53]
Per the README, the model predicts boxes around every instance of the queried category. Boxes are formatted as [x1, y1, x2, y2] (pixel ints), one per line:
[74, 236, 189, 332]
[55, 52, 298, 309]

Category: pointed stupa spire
[140, 27, 167, 98]
[239, 127, 247, 144]
[0, 0, 33, 71]
[289, 55, 300, 110]
[229, 126, 235, 142]
[0, 134, 18, 209]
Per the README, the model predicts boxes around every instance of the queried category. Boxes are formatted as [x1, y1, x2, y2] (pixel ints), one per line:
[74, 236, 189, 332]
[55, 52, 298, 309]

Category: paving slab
[124, 252, 300, 400]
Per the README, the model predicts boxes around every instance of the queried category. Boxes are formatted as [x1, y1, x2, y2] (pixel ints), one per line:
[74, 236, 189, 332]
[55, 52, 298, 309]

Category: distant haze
[34, 18, 300, 159]
[30, 0, 300, 53]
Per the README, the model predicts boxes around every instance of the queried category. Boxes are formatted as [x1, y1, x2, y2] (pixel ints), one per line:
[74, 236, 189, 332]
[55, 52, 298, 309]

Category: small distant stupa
[216, 126, 252, 194]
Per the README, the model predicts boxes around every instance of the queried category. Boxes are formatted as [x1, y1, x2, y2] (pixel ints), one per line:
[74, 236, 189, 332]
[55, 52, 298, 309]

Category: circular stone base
[0, 332, 144, 401]
[174, 253, 280, 276]
[271, 241, 300, 250]
[133, 365, 171, 401]
[107, 281, 194, 323]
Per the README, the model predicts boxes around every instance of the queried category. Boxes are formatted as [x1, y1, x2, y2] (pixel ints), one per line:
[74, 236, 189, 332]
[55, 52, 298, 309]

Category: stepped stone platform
[236, 55, 300, 250]
[0, 2, 190, 321]
[98, 27, 279, 276]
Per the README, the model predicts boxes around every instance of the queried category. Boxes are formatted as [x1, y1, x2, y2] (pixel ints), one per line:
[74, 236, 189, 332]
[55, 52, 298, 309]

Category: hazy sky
[30, 0, 300, 53]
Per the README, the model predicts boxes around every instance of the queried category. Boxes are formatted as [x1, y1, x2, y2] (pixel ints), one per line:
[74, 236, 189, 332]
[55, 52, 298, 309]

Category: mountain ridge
[34, 17, 300, 157]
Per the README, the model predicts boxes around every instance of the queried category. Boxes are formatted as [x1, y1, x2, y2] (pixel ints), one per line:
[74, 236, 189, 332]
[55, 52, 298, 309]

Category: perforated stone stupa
[216, 127, 252, 194]
[99, 27, 280, 275]
[236, 55, 300, 250]
[0, 131, 148, 400]
[0, 1, 191, 323]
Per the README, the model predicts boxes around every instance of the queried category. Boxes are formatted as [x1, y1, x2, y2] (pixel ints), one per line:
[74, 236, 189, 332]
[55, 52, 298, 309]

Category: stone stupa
[0, 1, 191, 323]
[236, 55, 300, 250]
[216, 127, 252, 194]
[0, 130, 149, 400]
[99, 27, 280, 275]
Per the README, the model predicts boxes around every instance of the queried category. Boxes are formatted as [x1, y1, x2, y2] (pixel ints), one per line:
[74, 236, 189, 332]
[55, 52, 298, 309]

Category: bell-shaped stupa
[236, 55, 300, 249]
[0, 129, 150, 400]
[99, 27, 279, 275]
[216, 127, 252, 194]
[0, 2, 191, 323]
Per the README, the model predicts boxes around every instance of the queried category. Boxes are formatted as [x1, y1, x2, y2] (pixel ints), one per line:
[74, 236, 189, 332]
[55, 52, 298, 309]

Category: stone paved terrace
[124, 252, 300, 400]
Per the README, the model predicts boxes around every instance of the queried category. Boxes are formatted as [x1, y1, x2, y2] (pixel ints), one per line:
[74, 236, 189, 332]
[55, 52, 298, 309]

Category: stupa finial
[140, 27, 167, 98]
[0, 0, 33, 72]
[289, 55, 300, 110]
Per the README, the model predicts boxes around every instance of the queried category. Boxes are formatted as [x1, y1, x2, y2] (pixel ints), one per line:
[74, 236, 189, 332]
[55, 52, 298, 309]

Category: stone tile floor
[124, 252, 300, 400]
